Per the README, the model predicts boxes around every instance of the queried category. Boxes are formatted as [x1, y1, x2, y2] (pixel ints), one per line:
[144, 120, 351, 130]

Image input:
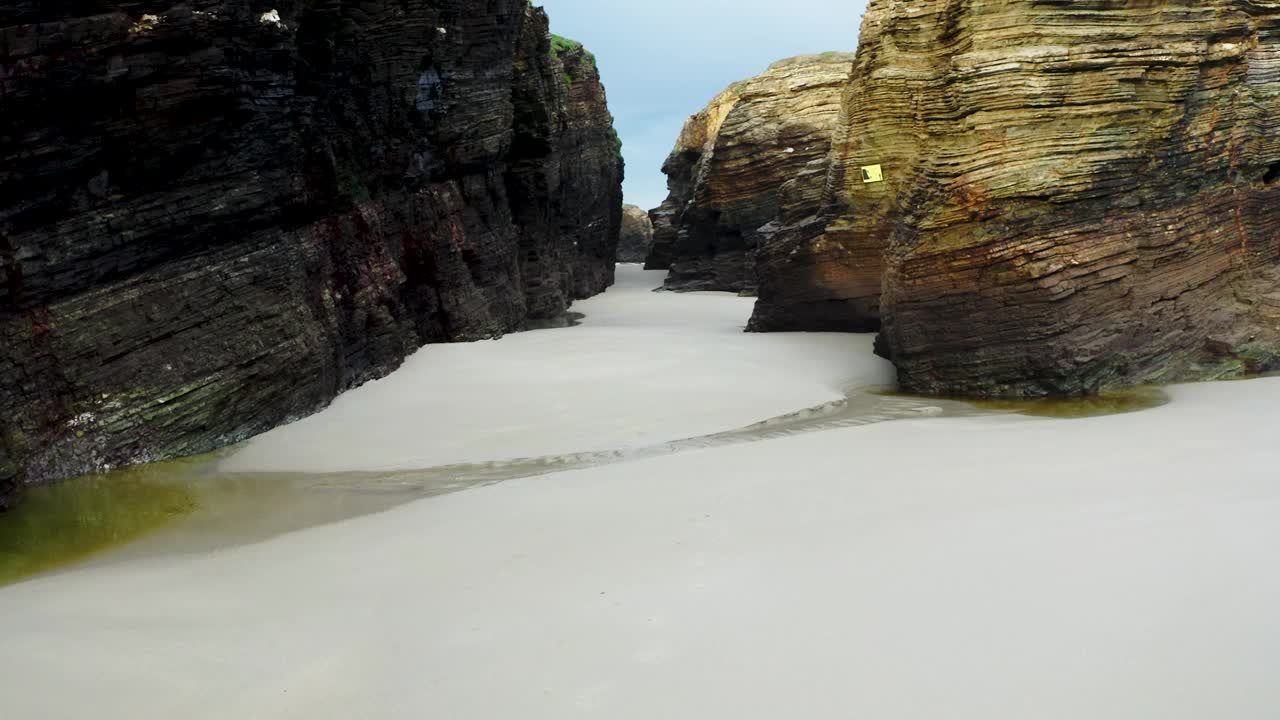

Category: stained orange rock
[645, 53, 853, 292]
[752, 0, 1280, 396]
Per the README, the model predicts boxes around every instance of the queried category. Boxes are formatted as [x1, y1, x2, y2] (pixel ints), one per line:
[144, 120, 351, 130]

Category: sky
[537, 0, 871, 211]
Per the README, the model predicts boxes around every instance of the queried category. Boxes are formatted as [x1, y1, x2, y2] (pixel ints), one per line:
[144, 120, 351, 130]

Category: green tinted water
[874, 386, 1168, 419]
[0, 462, 197, 586]
[0, 454, 460, 588]
[0, 384, 1170, 588]
[967, 386, 1169, 418]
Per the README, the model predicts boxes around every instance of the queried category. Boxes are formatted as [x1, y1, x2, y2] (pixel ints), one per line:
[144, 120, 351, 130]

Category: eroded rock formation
[0, 1, 623, 507]
[617, 205, 654, 263]
[753, 0, 1280, 396]
[644, 53, 853, 292]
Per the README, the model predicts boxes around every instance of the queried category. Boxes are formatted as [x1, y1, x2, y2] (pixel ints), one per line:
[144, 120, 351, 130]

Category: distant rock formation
[0, 1, 624, 508]
[644, 53, 853, 292]
[752, 0, 1280, 397]
[617, 205, 654, 263]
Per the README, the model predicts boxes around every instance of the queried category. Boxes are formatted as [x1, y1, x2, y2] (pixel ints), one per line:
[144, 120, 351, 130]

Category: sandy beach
[2, 268, 1278, 719]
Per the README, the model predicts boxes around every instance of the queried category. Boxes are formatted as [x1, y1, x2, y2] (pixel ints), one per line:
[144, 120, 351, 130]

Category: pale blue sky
[538, 1, 870, 210]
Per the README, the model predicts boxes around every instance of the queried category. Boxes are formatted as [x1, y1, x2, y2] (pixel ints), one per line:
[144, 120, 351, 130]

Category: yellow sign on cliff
[861, 164, 884, 184]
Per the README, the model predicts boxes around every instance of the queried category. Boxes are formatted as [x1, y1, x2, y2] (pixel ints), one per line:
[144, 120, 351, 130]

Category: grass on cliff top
[551, 34, 595, 62]
[551, 34, 596, 88]
[0, 467, 196, 587]
[551, 34, 583, 54]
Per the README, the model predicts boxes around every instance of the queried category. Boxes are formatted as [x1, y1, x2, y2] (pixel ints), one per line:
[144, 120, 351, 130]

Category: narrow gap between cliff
[1264, 162, 1280, 185]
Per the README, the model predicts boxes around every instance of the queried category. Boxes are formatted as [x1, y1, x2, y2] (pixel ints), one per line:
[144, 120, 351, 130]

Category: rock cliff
[753, 0, 1280, 396]
[0, 1, 623, 508]
[616, 205, 653, 263]
[644, 53, 852, 292]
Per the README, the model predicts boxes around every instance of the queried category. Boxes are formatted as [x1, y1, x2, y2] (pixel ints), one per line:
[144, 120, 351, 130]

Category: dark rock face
[617, 205, 653, 263]
[644, 84, 742, 275]
[754, 0, 1280, 397]
[643, 54, 852, 292]
[0, 1, 623, 508]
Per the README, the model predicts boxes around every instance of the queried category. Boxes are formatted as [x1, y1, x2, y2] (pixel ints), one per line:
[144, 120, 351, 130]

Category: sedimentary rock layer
[0, 1, 623, 507]
[617, 205, 654, 263]
[754, 0, 1280, 396]
[644, 53, 852, 292]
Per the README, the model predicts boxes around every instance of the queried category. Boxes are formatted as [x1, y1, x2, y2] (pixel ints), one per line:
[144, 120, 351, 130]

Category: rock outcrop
[644, 53, 852, 292]
[0, 1, 623, 508]
[616, 205, 654, 263]
[753, 0, 1280, 397]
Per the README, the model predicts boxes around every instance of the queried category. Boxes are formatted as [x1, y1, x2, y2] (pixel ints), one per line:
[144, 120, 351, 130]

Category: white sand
[220, 268, 894, 473]
[2, 269, 1278, 719]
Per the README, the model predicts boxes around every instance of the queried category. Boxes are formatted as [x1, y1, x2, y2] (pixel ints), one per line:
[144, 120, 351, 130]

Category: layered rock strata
[753, 0, 1280, 396]
[644, 53, 853, 292]
[617, 205, 654, 263]
[0, 1, 623, 508]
